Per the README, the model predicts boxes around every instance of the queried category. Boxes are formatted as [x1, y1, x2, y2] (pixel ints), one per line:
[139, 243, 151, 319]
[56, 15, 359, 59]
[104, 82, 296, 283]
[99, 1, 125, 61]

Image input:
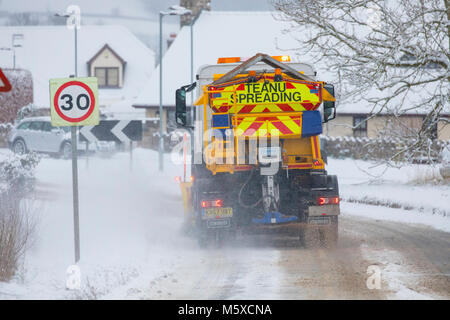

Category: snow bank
[327, 158, 450, 231]
[0, 148, 193, 299]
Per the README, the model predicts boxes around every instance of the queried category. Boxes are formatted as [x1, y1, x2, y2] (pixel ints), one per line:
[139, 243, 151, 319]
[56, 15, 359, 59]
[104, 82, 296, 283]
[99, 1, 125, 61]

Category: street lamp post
[158, 6, 191, 172]
[190, 17, 194, 126]
[12, 34, 24, 69]
[55, 12, 81, 263]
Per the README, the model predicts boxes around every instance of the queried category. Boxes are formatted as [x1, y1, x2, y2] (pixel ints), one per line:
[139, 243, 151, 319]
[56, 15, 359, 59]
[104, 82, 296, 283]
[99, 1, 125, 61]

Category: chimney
[180, 0, 211, 27]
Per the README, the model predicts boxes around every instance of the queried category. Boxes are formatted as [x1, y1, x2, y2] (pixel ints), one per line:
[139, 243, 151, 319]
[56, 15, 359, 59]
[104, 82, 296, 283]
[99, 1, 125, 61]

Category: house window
[95, 67, 119, 88]
[353, 116, 367, 137]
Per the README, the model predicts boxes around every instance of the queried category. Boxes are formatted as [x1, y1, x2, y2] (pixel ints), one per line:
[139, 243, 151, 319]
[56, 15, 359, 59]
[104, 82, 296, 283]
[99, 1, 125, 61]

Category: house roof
[132, 11, 324, 109]
[335, 81, 449, 116]
[0, 25, 155, 117]
[87, 43, 126, 66]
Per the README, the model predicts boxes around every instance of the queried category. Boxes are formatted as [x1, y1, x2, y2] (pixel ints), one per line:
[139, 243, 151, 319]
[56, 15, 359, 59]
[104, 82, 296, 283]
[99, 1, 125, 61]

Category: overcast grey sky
[0, 0, 274, 16]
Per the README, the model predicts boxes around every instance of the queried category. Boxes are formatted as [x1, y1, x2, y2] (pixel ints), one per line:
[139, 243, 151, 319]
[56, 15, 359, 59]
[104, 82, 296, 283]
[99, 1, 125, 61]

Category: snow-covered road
[0, 148, 449, 299]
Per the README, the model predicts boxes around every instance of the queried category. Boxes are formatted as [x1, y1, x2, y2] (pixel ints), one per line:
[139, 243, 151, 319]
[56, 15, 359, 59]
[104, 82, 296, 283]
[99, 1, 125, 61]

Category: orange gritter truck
[175, 53, 339, 248]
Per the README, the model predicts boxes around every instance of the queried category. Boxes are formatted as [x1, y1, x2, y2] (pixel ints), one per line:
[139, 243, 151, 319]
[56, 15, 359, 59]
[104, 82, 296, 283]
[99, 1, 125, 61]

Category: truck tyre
[214, 230, 224, 248]
[197, 233, 208, 248]
[321, 217, 338, 248]
[301, 224, 321, 248]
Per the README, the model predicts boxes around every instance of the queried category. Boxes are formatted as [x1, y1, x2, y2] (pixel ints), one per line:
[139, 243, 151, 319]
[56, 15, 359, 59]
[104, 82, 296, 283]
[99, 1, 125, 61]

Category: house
[0, 25, 155, 119]
[133, 10, 449, 143]
[323, 82, 450, 140]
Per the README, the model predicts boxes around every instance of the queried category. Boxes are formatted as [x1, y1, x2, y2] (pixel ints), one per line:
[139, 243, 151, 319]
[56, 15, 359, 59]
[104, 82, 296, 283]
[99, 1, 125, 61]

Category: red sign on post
[53, 81, 96, 123]
[49, 77, 99, 126]
[0, 68, 12, 92]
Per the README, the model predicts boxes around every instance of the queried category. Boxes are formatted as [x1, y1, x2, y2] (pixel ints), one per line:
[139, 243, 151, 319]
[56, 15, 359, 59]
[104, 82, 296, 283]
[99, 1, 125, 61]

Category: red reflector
[215, 199, 223, 207]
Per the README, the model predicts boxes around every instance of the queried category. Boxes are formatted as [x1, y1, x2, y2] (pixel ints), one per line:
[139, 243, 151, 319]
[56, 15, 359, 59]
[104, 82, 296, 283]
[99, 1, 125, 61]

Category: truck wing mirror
[175, 88, 187, 126]
[323, 84, 336, 123]
[175, 82, 197, 127]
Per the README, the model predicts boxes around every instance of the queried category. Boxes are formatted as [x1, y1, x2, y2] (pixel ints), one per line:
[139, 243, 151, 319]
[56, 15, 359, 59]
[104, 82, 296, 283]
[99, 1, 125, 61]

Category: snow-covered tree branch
[274, 0, 449, 162]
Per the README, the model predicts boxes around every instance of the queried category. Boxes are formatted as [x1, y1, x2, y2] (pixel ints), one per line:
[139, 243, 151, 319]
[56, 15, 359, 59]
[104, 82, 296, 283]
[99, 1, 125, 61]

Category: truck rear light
[175, 176, 181, 183]
[331, 196, 339, 204]
[313, 159, 321, 166]
[201, 199, 223, 208]
[317, 196, 339, 205]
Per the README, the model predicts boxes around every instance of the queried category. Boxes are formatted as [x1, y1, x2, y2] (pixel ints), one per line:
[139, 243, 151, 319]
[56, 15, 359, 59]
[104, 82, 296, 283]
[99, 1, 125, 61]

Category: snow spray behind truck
[175, 53, 339, 248]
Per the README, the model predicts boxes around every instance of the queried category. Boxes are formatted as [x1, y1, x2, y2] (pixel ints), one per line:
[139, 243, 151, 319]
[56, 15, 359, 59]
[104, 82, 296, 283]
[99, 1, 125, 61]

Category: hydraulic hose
[238, 168, 263, 209]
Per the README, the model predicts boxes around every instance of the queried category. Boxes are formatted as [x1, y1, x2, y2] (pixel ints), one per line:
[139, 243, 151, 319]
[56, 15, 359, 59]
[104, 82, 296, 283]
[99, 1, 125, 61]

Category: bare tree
[7, 12, 40, 26]
[273, 0, 449, 163]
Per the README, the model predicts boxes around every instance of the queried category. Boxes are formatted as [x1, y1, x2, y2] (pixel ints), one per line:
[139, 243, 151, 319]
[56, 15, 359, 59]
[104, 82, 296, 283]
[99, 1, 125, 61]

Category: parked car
[7, 117, 89, 158]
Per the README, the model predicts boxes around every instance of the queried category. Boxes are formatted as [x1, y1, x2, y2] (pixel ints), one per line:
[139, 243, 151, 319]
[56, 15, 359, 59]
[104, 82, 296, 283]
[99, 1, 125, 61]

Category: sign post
[50, 77, 99, 263]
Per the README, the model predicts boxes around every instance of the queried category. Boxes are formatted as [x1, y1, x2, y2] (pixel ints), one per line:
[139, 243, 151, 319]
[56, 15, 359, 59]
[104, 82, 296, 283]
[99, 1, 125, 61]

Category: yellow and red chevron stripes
[212, 103, 315, 113]
[235, 115, 302, 137]
[209, 79, 321, 114]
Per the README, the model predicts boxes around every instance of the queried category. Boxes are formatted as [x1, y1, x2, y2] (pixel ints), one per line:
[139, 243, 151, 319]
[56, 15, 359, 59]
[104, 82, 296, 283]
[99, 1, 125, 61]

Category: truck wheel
[301, 224, 321, 248]
[321, 218, 338, 248]
[197, 231, 208, 248]
[214, 230, 224, 248]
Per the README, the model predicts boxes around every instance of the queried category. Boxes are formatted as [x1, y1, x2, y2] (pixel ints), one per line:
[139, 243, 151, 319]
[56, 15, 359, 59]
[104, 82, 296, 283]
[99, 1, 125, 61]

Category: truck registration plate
[202, 207, 233, 219]
[207, 219, 231, 228]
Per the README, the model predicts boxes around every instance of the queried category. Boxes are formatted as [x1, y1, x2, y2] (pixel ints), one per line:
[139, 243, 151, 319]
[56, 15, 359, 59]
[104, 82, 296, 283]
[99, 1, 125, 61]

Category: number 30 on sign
[49, 77, 99, 126]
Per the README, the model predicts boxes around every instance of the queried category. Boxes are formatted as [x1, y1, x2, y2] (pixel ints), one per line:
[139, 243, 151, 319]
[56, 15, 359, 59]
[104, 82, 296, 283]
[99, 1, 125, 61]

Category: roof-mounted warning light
[248, 70, 257, 82]
[217, 57, 241, 64]
[273, 55, 291, 62]
[217, 55, 291, 64]
[274, 68, 282, 82]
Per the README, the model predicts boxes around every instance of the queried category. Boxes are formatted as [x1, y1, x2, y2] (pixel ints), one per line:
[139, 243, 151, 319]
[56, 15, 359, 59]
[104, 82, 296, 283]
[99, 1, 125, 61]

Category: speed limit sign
[50, 77, 99, 126]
